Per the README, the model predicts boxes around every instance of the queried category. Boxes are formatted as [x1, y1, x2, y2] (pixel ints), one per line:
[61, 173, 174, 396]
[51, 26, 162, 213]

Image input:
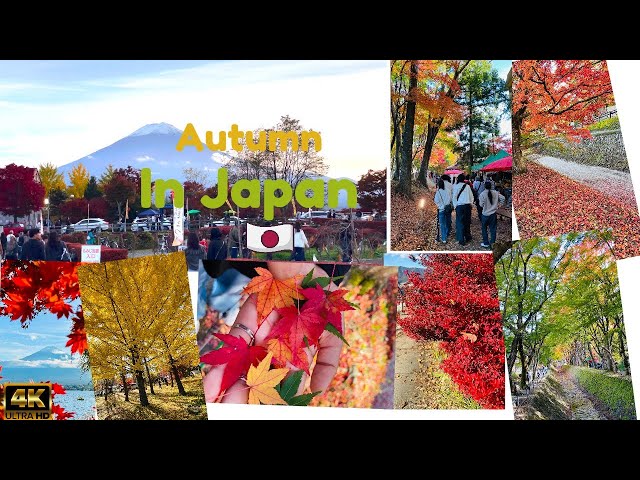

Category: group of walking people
[0, 228, 71, 261]
[433, 173, 505, 248]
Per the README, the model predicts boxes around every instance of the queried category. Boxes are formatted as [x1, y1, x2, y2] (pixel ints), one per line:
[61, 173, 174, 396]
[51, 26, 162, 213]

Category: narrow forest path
[520, 366, 607, 420]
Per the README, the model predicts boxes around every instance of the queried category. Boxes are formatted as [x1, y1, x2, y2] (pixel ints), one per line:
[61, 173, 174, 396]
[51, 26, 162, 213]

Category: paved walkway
[535, 155, 639, 206]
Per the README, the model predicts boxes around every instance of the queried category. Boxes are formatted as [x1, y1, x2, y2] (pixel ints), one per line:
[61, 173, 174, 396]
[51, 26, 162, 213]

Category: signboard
[173, 203, 184, 247]
[81, 245, 101, 263]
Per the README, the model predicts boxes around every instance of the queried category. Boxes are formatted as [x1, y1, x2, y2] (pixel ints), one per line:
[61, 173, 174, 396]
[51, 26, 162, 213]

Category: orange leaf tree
[511, 60, 614, 172]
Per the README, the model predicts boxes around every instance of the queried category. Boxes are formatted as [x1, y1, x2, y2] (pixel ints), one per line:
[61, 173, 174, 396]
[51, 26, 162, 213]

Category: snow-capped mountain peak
[127, 122, 183, 137]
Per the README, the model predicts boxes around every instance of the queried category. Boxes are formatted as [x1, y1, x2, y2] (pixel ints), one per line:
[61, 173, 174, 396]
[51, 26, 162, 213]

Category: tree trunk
[512, 107, 526, 174]
[468, 104, 474, 171]
[392, 140, 401, 182]
[121, 372, 129, 402]
[144, 359, 155, 395]
[506, 334, 520, 394]
[169, 354, 186, 395]
[169, 371, 174, 387]
[518, 337, 528, 390]
[395, 61, 418, 198]
[417, 124, 440, 188]
[618, 329, 630, 375]
[135, 367, 149, 406]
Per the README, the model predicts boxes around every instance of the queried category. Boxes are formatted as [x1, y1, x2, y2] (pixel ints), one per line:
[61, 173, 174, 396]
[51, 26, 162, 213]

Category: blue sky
[0, 60, 388, 179]
[384, 253, 427, 269]
[0, 299, 78, 360]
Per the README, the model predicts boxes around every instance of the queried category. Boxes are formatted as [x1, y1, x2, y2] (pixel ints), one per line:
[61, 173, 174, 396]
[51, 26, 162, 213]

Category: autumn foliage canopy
[400, 254, 505, 408]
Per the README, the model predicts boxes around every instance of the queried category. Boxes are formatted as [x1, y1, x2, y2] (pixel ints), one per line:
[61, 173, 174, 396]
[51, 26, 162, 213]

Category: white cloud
[135, 155, 154, 163]
[159, 160, 168, 166]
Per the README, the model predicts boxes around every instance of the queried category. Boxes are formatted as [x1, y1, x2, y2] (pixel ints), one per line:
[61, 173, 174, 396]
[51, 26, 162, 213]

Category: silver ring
[232, 323, 255, 345]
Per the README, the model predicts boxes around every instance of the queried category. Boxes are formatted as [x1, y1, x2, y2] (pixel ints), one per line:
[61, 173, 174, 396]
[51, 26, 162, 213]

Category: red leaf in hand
[200, 333, 266, 394]
[302, 284, 354, 334]
[267, 304, 324, 373]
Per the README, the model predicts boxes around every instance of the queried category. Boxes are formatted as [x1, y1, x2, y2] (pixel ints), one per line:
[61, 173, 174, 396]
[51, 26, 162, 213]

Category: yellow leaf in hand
[246, 352, 288, 405]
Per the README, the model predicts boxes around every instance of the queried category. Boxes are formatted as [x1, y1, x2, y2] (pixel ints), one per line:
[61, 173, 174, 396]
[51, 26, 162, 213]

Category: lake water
[56, 390, 97, 420]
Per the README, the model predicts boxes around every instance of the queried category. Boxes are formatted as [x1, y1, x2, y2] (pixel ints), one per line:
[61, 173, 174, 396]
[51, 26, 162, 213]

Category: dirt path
[393, 326, 422, 408]
[391, 183, 510, 252]
[535, 155, 639, 206]
[518, 367, 606, 420]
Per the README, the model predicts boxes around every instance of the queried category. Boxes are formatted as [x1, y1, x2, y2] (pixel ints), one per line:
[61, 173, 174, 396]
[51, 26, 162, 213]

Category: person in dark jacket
[184, 231, 206, 271]
[44, 231, 70, 261]
[20, 228, 46, 261]
[0, 232, 7, 259]
[207, 227, 227, 261]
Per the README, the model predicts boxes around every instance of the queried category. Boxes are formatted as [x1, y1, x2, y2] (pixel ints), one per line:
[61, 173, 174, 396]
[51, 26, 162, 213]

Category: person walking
[0, 232, 6, 260]
[478, 181, 505, 249]
[441, 174, 454, 235]
[20, 228, 46, 261]
[293, 221, 309, 261]
[434, 179, 453, 244]
[207, 227, 227, 261]
[452, 173, 474, 246]
[5, 230, 18, 260]
[229, 221, 241, 258]
[184, 231, 207, 271]
[44, 231, 71, 261]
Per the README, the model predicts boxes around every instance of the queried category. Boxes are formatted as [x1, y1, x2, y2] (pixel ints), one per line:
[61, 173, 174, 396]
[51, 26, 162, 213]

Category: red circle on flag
[261, 230, 279, 248]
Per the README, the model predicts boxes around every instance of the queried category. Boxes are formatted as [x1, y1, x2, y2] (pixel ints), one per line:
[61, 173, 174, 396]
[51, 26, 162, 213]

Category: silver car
[70, 218, 110, 232]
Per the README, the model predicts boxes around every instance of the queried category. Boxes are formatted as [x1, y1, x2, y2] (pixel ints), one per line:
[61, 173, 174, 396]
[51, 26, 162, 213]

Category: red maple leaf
[267, 303, 325, 373]
[51, 403, 75, 420]
[302, 285, 354, 334]
[199, 333, 266, 394]
[51, 383, 66, 395]
[242, 267, 304, 323]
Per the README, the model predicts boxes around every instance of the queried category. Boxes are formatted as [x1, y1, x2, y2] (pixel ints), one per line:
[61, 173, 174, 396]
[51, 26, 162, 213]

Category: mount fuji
[0, 345, 92, 387]
[57, 122, 354, 209]
[57, 122, 229, 183]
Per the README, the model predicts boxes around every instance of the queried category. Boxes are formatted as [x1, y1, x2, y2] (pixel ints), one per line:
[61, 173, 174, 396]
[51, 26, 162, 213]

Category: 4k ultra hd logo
[3, 383, 52, 420]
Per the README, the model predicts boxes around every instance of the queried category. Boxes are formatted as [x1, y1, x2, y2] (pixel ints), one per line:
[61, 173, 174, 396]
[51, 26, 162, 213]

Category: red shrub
[61, 232, 87, 244]
[400, 254, 505, 409]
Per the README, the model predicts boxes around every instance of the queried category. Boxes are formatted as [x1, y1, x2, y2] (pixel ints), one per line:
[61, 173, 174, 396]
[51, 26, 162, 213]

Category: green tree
[84, 176, 102, 200]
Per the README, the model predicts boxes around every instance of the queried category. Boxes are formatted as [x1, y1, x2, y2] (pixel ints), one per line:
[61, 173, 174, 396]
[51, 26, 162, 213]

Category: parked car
[131, 217, 172, 232]
[209, 216, 244, 226]
[288, 211, 330, 221]
[2, 222, 25, 234]
[68, 218, 110, 232]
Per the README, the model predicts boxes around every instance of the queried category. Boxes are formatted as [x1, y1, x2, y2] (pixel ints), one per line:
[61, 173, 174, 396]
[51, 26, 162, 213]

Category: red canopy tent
[481, 156, 512, 172]
[444, 169, 464, 175]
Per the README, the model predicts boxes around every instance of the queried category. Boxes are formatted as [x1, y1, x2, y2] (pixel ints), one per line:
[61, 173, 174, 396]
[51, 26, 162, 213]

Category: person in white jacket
[293, 221, 309, 261]
[434, 179, 453, 243]
[478, 181, 505, 248]
[452, 174, 474, 246]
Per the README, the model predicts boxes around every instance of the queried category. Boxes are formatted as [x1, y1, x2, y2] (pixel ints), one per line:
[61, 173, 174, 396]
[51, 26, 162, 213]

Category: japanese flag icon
[246, 223, 294, 253]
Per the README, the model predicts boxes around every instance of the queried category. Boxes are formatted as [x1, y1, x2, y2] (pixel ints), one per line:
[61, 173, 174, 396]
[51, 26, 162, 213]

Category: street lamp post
[44, 198, 50, 233]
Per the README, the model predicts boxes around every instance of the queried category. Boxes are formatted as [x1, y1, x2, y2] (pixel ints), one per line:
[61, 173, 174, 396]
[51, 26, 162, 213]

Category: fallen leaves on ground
[513, 162, 640, 259]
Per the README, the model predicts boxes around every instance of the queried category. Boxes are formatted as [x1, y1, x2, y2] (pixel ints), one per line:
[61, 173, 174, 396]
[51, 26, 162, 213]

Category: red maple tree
[0, 163, 46, 222]
[512, 60, 614, 170]
[400, 254, 505, 409]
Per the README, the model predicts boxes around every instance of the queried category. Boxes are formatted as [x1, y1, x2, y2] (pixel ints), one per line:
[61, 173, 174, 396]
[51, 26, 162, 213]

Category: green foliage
[136, 231, 155, 249]
[573, 367, 636, 420]
[587, 116, 620, 131]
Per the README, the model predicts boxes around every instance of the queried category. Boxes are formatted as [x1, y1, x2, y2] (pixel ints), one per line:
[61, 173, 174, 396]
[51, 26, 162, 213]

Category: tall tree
[38, 162, 66, 195]
[511, 60, 614, 172]
[395, 60, 418, 197]
[98, 164, 115, 191]
[0, 163, 46, 222]
[84, 176, 102, 200]
[103, 175, 137, 220]
[67, 163, 90, 198]
[357, 169, 386, 212]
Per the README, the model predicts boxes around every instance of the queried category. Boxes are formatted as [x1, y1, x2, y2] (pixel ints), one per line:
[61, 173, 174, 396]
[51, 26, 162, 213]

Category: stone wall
[534, 129, 630, 172]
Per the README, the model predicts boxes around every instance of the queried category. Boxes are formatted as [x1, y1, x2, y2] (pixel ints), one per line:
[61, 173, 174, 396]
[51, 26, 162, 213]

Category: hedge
[66, 243, 129, 263]
[61, 232, 88, 244]
[573, 366, 636, 420]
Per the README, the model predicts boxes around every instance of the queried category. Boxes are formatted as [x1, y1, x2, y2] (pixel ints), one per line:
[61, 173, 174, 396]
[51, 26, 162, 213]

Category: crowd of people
[182, 220, 355, 271]
[0, 228, 71, 261]
[433, 172, 508, 248]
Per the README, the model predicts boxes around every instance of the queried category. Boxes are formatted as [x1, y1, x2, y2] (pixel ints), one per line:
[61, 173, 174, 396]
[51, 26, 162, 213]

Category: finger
[310, 327, 343, 393]
[229, 294, 278, 346]
[202, 365, 224, 402]
[220, 377, 249, 404]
